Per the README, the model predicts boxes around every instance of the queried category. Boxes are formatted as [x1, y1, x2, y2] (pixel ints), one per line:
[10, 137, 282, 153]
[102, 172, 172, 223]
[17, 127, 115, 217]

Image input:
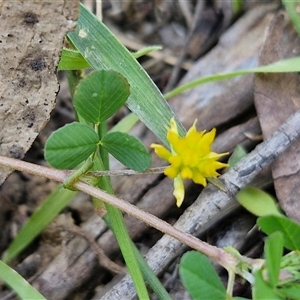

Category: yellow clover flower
[151, 118, 229, 207]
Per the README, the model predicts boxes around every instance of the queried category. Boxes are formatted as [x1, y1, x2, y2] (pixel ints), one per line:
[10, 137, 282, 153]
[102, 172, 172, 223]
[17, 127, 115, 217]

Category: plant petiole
[63, 157, 94, 189]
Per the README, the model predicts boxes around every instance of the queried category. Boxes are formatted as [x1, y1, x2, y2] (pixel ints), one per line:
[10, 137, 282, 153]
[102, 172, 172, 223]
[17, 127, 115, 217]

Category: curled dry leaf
[0, 0, 79, 184]
[254, 12, 300, 221]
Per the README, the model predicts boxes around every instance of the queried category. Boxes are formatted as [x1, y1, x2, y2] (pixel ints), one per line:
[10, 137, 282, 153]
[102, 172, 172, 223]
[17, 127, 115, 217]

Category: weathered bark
[0, 0, 79, 184]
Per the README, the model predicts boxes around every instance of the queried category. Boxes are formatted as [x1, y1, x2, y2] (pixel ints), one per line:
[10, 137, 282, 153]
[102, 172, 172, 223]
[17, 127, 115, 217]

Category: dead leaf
[254, 12, 300, 221]
[0, 1, 79, 184]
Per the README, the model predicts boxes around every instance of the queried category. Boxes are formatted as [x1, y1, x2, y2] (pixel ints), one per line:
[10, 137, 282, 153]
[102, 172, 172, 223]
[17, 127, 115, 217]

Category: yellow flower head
[151, 118, 228, 207]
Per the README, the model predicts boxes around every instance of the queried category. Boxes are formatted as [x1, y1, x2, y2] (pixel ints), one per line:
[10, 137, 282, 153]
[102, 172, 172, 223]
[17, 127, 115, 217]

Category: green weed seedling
[45, 70, 151, 173]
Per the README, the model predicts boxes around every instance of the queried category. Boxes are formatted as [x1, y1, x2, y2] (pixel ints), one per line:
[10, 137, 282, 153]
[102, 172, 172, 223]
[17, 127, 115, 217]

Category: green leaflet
[236, 187, 282, 217]
[74, 70, 130, 124]
[258, 215, 300, 251]
[101, 131, 151, 172]
[265, 232, 284, 288]
[45, 122, 98, 169]
[179, 251, 227, 300]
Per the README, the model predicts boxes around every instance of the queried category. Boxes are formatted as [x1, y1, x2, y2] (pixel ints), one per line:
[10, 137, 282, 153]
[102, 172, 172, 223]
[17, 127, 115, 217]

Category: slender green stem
[132, 45, 162, 59]
[87, 166, 166, 177]
[132, 244, 172, 300]
[97, 122, 109, 170]
[63, 157, 93, 189]
[97, 120, 170, 299]
[104, 215, 172, 300]
[226, 270, 235, 299]
[105, 205, 150, 299]
[93, 151, 150, 300]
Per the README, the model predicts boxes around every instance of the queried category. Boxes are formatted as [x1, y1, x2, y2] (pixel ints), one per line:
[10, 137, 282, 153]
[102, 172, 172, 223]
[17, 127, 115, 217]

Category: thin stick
[0, 155, 234, 270]
[87, 167, 166, 177]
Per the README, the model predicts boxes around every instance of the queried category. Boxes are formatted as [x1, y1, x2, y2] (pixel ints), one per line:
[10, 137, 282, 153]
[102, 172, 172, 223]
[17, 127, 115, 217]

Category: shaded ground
[2, 0, 298, 299]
